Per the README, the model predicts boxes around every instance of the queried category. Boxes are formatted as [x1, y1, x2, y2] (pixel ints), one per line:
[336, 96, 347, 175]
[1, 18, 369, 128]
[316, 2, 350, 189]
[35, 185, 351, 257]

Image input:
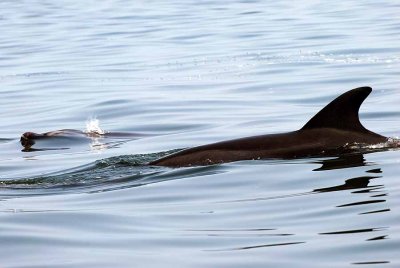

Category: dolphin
[20, 129, 152, 150]
[149, 87, 388, 167]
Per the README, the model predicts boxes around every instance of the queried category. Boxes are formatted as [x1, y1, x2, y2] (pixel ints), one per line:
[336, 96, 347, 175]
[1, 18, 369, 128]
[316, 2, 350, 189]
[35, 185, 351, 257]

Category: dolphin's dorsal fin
[301, 87, 372, 132]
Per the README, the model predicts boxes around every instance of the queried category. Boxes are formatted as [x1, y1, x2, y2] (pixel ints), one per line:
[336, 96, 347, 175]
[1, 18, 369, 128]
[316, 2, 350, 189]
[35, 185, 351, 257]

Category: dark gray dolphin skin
[149, 87, 388, 167]
[20, 129, 148, 149]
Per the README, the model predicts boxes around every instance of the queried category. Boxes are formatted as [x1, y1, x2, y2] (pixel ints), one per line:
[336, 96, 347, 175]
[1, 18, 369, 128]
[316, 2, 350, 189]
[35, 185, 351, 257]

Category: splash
[85, 118, 106, 135]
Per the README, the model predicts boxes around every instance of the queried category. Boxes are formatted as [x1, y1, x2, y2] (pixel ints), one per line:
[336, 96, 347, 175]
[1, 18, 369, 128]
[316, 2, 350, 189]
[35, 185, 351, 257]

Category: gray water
[1, 1, 400, 267]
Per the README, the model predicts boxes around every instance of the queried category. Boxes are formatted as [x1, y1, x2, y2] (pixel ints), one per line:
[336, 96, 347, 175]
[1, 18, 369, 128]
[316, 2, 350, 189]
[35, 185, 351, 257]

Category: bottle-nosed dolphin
[20, 129, 151, 150]
[149, 87, 388, 167]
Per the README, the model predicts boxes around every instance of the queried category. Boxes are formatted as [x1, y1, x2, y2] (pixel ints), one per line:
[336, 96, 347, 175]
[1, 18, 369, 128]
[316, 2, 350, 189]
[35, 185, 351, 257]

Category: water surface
[1, 1, 399, 267]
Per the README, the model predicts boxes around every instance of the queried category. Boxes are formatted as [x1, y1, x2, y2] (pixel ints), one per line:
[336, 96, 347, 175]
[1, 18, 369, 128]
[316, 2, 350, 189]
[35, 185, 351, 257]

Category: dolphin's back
[149, 87, 387, 167]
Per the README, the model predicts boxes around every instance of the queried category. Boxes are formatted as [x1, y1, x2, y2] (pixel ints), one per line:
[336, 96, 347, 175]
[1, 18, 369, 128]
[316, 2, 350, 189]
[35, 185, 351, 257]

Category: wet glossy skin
[149, 128, 387, 167]
[149, 87, 388, 167]
[20, 129, 149, 149]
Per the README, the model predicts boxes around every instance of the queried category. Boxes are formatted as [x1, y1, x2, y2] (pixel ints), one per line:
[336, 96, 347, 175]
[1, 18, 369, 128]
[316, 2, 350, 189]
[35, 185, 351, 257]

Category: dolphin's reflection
[217, 153, 391, 257]
[312, 153, 368, 171]
[312, 153, 388, 211]
[313, 153, 390, 263]
[226, 153, 387, 206]
[313, 176, 380, 193]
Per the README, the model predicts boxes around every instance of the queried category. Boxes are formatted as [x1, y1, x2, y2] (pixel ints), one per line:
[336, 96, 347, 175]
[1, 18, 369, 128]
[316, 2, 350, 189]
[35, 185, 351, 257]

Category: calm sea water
[1, 1, 399, 267]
